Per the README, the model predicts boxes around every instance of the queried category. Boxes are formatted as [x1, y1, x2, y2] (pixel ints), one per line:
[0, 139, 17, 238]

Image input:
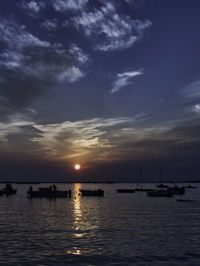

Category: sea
[0, 183, 200, 265]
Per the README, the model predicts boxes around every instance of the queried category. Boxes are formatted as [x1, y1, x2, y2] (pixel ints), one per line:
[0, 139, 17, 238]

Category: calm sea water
[0, 183, 200, 265]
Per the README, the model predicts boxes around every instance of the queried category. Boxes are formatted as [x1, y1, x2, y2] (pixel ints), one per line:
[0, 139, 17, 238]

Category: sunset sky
[0, 0, 200, 181]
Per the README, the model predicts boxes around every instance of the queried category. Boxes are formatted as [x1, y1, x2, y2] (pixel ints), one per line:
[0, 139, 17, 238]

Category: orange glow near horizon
[74, 163, 81, 170]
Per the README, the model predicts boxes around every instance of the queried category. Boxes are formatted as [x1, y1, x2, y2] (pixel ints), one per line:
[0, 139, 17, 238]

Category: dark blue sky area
[0, 0, 200, 181]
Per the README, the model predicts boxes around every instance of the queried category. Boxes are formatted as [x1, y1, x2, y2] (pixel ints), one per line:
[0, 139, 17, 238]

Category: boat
[116, 189, 135, 193]
[135, 165, 152, 192]
[157, 183, 169, 188]
[2, 184, 17, 196]
[135, 188, 153, 192]
[167, 186, 185, 195]
[146, 189, 173, 197]
[27, 186, 71, 198]
[176, 199, 196, 202]
[156, 166, 169, 188]
[79, 189, 104, 196]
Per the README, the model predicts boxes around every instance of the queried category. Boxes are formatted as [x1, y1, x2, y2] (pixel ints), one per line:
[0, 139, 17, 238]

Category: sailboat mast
[160, 165, 162, 184]
[140, 165, 143, 190]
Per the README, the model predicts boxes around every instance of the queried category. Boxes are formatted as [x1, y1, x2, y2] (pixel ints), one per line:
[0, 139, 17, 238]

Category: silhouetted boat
[27, 190, 69, 198]
[176, 199, 196, 202]
[157, 183, 169, 188]
[79, 189, 104, 196]
[27, 185, 70, 198]
[147, 190, 173, 197]
[135, 188, 153, 192]
[135, 165, 152, 192]
[116, 189, 135, 193]
[167, 186, 185, 195]
[2, 184, 17, 196]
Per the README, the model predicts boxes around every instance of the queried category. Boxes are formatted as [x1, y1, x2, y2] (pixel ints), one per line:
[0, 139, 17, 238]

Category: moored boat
[27, 190, 70, 198]
[176, 199, 196, 202]
[157, 183, 169, 188]
[167, 186, 185, 195]
[79, 189, 104, 196]
[147, 189, 173, 197]
[2, 184, 17, 196]
[116, 189, 135, 193]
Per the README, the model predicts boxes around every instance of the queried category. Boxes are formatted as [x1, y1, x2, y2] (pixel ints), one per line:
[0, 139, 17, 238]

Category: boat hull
[116, 189, 135, 193]
[27, 190, 69, 198]
[80, 189, 104, 196]
[147, 190, 173, 197]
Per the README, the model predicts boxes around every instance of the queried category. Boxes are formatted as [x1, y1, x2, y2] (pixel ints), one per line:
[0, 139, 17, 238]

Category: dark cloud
[0, 16, 89, 121]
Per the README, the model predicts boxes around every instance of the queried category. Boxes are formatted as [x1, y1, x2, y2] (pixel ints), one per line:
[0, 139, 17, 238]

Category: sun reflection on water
[66, 183, 83, 255]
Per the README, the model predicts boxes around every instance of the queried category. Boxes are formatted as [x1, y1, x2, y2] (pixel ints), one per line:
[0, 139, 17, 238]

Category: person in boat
[29, 185, 33, 193]
[53, 184, 57, 192]
[49, 185, 52, 191]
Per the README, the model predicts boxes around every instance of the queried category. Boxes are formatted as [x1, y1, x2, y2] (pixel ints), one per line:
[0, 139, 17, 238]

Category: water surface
[0, 183, 200, 265]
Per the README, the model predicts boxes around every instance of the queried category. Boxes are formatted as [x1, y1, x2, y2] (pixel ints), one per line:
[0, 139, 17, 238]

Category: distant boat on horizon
[79, 189, 104, 197]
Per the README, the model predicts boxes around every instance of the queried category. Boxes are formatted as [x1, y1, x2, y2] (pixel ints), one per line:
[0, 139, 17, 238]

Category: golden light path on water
[67, 183, 82, 255]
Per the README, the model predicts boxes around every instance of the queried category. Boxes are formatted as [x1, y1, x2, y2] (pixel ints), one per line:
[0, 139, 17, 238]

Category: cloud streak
[111, 70, 144, 93]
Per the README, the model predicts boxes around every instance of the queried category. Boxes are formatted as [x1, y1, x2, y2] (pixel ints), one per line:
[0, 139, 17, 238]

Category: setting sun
[74, 164, 81, 170]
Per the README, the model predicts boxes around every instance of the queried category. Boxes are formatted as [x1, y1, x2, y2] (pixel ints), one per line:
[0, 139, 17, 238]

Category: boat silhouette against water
[79, 189, 104, 196]
[2, 184, 17, 196]
[116, 189, 135, 193]
[147, 189, 173, 197]
[27, 185, 71, 198]
[167, 186, 185, 195]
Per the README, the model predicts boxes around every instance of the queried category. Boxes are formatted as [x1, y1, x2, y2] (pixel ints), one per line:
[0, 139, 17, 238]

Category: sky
[0, 0, 200, 182]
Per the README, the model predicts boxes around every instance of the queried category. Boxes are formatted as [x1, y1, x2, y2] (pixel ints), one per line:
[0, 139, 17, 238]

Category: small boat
[27, 188, 71, 198]
[2, 184, 17, 196]
[79, 189, 104, 196]
[176, 199, 196, 202]
[167, 186, 185, 195]
[135, 188, 153, 192]
[147, 190, 173, 197]
[157, 183, 169, 188]
[116, 189, 135, 193]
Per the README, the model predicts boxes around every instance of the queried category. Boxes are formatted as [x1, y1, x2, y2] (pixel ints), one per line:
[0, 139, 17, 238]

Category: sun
[74, 164, 81, 170]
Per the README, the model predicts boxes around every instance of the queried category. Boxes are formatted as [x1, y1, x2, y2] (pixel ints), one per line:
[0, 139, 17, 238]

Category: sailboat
[135, 165, 152, 192]
[157, 166, 169, 188]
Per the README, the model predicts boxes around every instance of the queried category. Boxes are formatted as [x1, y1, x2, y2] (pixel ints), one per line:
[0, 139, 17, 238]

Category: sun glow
[74, 164, 81, 170]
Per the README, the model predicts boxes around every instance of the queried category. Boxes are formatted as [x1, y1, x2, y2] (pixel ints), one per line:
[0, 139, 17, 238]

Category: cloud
[58, 66, 85, 83]
[72, 2, 152, 51]
[111, 70, 144, 93]
[0, 17, 89, 119]
[192, 103, 200, 114]
[20, 0, 41, 13]
[32, 117, 132, 161]
[182, 79, 200, 99]
[1, 111, 200, 167]
[0, 17, 50, 51]
[69, 43, 89, 65]
[41, 19, 58, 31]
[52, 0, 88, 12]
